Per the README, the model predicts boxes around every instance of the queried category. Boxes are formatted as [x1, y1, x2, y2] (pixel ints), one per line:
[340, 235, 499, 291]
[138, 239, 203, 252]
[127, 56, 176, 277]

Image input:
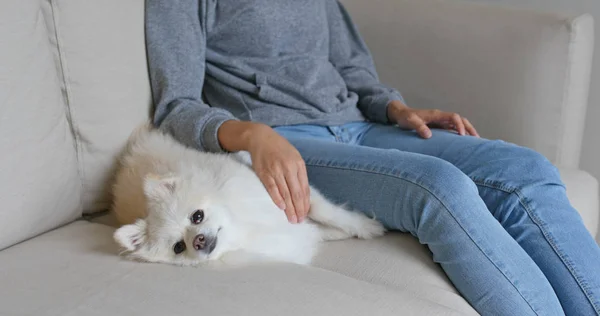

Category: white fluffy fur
[111, 125, 385, 266]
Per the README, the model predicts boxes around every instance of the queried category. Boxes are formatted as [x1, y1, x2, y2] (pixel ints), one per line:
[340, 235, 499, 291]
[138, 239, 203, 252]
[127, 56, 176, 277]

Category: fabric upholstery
[560, 169, 599, 237]
[0, 221, 477, 316]
[49, 0, 151, 213]
[341, 0, 594, 169]
[0, 0, 81, 250]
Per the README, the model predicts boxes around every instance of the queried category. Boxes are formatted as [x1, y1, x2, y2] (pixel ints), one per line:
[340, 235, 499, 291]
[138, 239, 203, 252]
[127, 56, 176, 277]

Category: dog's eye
[173, 241, 186, 254]
[191, 210, 204, 225]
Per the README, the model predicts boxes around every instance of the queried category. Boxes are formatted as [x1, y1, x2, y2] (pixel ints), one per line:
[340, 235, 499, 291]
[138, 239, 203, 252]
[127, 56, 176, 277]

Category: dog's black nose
[193, 234, 206, 250]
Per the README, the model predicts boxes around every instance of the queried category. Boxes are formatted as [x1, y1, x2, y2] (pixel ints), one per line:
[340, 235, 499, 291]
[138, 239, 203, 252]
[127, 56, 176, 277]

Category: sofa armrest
[341, 0, 594, 168]
[559, 168, 600, 238]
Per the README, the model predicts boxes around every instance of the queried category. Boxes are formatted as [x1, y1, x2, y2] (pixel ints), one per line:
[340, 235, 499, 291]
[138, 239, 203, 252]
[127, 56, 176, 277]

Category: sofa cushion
[0, 221, 477, 316]
[0, 0, 81, 250]
[49, 0, 151, 213]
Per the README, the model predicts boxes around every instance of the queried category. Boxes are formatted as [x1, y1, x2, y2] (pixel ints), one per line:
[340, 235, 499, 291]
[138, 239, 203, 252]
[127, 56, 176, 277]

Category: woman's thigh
[274, 131, 561, 315]
[358, 124, 563, 188]
[284, 135, 477, 231]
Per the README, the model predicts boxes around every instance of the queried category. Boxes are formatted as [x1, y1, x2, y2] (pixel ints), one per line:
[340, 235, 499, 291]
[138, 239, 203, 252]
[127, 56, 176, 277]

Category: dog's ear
[114, 219, 147, 251]
[143, 174, 178, 201]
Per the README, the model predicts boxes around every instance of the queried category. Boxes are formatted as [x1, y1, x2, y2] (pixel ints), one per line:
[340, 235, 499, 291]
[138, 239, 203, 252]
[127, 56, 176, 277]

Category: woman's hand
[218, 121, 310, 224]
[387, 100, 479, 138]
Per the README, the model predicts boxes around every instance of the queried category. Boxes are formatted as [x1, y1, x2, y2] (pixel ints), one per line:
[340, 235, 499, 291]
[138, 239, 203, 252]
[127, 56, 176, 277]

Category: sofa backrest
[50, 0, 151, 213]
[47, 0, 151, 214]
[0, 0, 150, 249]
[0, 0, 82, 249]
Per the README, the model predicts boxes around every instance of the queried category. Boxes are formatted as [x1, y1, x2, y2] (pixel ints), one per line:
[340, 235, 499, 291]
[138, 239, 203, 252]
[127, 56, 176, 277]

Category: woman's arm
[146, 0, 236, 153]
[146, 0, 310, 222]
[326, 0, 404, 124]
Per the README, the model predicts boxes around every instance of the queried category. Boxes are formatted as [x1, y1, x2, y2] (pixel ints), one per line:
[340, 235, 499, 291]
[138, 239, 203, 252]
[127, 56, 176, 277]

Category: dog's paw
[354, 215, 386, 239]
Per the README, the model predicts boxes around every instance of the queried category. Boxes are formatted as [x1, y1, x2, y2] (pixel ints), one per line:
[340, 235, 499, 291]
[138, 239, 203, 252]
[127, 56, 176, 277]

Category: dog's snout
[192, 233, 218, 254]
[193, 234, 206, 250]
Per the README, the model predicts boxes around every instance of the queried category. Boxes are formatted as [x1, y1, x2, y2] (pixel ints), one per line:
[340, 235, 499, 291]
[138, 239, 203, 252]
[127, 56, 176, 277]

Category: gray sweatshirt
[146, 0, 404, 153]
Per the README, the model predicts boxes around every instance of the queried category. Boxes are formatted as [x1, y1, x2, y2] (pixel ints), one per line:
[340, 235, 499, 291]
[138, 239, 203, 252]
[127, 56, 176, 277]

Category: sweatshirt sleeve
[146, 0, 237, 153]
[326, 0, 405, 124]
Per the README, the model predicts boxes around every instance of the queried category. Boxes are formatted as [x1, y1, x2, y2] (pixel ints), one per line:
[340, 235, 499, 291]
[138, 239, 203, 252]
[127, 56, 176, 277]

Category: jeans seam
[305, 161, 541, 315]
[473, 178, 600, 314]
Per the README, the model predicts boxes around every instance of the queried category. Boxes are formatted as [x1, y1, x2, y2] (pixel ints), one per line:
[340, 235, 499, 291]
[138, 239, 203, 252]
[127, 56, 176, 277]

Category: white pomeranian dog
[111, 125, 385, 266]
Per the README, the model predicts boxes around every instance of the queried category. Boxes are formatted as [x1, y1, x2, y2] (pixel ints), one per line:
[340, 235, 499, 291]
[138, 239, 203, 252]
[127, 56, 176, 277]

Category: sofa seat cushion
[0, 221, 476, 316]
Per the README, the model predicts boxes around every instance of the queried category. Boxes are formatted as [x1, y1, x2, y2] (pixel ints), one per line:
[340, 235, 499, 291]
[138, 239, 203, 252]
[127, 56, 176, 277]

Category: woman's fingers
[262, 169, 307, 224]
[395, 107, 479, 138]
[274, 174, 298, 223]
[405, 113, 432, 138]
[285, 169, 306, 223]
[297, 163, 311, 221]
[448, 113, 466, 136]
[246, 128, 311, 224]
[463, 117, 480, 137]
[423, 111, 474, 136]
[263, 176, 286, 211]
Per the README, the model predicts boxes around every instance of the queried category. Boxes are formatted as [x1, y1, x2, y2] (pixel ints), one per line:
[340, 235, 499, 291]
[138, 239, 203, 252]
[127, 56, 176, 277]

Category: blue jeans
[274, 121, 600, 316]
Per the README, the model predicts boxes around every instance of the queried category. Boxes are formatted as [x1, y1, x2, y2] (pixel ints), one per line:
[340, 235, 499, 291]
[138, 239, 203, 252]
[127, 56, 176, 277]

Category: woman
[145, 0, 600, 315]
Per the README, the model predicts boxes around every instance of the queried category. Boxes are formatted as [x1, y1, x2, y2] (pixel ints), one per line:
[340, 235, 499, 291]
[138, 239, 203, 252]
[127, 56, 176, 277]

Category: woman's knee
[412, 156, 479, 199]
[488, 141, 562, 186]
[396, 156, 486, 232]
[520, 147, 561, 181]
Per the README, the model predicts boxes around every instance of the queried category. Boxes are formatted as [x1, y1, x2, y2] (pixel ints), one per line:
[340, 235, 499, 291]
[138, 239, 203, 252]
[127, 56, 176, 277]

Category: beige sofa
[1, 0, 598, 315]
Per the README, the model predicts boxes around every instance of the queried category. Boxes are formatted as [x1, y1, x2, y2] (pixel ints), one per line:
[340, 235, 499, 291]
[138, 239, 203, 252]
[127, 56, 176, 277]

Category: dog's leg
[308, 188, 385, 240]
[317, 225, 353, 241]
